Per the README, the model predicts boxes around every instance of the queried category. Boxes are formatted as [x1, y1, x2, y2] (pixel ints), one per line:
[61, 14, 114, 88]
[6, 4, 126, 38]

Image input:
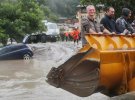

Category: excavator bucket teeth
[47, 47, 100, 97]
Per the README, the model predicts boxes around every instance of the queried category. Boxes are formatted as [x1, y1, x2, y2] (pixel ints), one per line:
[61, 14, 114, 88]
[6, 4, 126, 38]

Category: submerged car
[0, 44, 33, 60]
[22, 33, 58, 44]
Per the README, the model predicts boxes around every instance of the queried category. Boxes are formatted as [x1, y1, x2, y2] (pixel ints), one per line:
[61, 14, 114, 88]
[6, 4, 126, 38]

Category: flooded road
[0, 42, 109, 100]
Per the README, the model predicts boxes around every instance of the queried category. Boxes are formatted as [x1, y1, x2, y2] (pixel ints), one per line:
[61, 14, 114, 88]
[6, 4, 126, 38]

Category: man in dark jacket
[100, 7, 118, 33]
[116, 8, 135, 34]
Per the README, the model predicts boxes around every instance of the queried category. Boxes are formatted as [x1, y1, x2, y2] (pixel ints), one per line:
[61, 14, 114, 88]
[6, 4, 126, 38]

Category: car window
[29, 35, 38, 43]
[30, 35, 37, 40]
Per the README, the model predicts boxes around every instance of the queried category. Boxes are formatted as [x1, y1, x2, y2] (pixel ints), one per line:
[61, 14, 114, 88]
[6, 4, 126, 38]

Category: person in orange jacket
[72, 27, 80, 44]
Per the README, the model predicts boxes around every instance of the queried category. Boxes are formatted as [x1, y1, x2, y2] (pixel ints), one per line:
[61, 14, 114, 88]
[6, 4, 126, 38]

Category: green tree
[19, 0, 45, 33]
[46, 0, 80, 18]
[0, 0, 45, 45]
[0, 2, 20, 44]
[40, 5, 58, 22]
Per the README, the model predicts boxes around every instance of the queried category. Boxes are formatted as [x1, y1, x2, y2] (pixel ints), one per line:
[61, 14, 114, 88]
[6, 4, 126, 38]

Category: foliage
[40, 5, 58, 22]
[46, 0, 80, 18]
[0, 0, 81, 45]
[0, 0, 45, 45]
[19, 0, 45, 33]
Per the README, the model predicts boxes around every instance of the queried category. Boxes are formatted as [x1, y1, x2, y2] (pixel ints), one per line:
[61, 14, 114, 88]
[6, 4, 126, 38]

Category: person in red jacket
[72, 27, 80, 44]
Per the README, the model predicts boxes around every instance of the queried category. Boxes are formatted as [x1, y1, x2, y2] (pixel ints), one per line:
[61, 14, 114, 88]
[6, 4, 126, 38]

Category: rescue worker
[116, 8, 135, 34]
[81, 5, 111, 46]
[72, 27, 80, 44]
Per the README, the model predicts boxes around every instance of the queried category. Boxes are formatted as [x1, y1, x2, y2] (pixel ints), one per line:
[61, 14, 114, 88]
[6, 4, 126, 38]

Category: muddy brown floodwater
[0, 42, 111, 100]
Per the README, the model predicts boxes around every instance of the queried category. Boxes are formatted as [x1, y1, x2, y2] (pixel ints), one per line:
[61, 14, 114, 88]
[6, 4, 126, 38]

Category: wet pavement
[0, 41, 134, 100]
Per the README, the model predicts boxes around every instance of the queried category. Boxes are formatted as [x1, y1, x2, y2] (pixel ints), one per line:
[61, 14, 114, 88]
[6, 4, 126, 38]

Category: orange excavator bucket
[46, 34, 135, 97]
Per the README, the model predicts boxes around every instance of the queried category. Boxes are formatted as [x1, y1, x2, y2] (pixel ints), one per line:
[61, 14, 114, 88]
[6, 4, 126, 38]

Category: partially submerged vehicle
[47, 34, 135, 97]
[0, 44, 33, 60]
[23, 33, 57, 44]
[23, 21, 60, 44]
[43, 21, 60, 42]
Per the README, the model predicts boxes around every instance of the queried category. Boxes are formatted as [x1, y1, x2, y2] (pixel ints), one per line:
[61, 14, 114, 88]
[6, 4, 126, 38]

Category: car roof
[2, 44, 27, 49]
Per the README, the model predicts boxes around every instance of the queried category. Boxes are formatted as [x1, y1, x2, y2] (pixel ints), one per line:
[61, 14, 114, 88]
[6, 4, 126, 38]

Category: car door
[0, 45, 22, 60]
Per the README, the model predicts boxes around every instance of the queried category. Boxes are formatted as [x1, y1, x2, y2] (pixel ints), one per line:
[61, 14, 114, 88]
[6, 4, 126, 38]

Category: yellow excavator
[47, 34, 135, 97]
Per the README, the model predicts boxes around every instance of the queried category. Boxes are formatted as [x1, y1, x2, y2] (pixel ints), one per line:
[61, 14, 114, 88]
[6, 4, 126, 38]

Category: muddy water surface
[0, 42, 109, 100]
